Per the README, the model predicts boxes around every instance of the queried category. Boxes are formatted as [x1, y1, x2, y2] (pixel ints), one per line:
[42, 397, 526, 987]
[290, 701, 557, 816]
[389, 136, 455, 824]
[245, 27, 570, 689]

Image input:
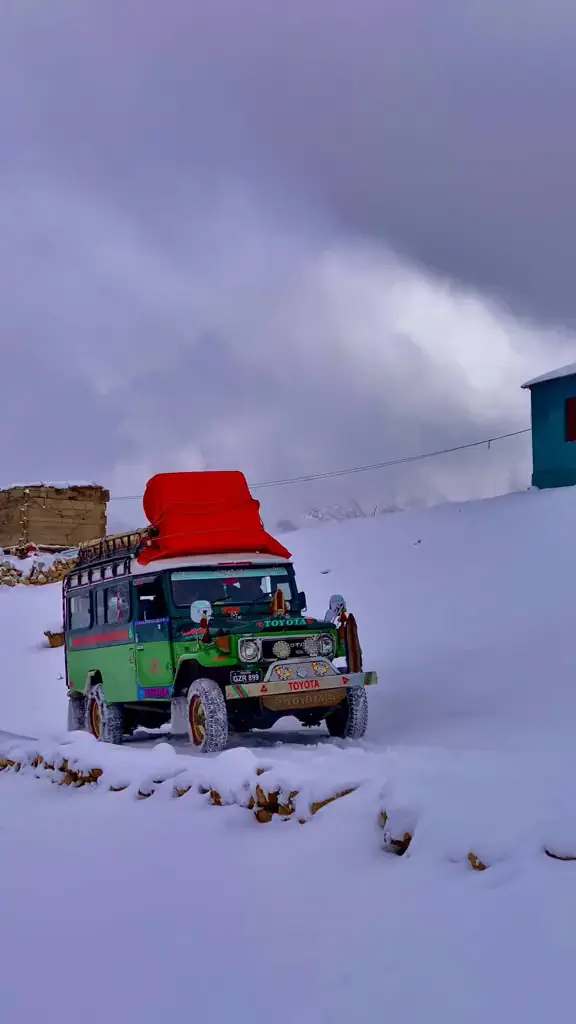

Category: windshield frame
[169, 563, 300, 615]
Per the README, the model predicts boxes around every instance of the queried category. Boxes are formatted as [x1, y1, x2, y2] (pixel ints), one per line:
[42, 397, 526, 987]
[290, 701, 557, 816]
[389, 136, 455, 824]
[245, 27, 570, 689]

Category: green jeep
[64, 542, 378, 753]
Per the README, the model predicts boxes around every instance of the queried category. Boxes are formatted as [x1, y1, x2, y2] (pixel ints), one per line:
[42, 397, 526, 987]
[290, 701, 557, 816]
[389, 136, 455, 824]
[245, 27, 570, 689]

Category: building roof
[522, 362, 576, 389]
[2, 480, 101, 490]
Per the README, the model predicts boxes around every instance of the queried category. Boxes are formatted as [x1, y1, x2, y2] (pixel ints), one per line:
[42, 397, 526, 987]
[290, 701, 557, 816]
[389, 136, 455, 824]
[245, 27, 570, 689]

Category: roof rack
[77, 527, 157, 567]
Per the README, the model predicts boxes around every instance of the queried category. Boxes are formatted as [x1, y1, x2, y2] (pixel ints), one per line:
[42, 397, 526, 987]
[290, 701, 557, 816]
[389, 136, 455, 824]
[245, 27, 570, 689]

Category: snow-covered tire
[186, 678, 228, 754]
[85, 682, 125, 744]
[67, 693, 86, 732]
[326, 686, 368, 740]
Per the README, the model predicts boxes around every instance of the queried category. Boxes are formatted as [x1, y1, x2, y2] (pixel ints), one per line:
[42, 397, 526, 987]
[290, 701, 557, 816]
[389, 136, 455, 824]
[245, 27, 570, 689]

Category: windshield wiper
[242, 592, 298, 611]
[241, 595, 273, 609]
[211, 594, 289, 611]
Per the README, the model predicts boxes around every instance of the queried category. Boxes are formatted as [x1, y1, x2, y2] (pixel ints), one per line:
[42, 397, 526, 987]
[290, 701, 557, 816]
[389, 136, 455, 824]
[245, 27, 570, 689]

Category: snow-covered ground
[2, 485, 576, 1021]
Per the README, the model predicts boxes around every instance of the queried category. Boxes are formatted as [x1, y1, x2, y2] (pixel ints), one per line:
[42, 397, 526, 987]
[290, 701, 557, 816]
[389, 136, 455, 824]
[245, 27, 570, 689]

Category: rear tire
[85, 682, 125, 744]
[186, 678, 228, 753]
[67, 693, 86, 732]
[326, 686, 368, 740]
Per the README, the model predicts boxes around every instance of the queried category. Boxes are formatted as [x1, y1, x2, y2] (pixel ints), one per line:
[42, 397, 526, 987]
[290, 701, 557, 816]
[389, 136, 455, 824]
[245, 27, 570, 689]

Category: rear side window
[106, 582, 131, 625]
[68, 593, 92, 631]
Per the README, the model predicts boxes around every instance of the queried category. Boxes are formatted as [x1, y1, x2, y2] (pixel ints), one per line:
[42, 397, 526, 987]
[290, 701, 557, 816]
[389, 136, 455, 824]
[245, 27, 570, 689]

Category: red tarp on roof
[137, 471, 291, 565]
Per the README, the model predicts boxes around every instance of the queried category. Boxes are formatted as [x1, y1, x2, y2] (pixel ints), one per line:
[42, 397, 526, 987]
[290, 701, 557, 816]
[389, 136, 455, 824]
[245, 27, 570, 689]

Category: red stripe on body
[70, 628, 130, 647]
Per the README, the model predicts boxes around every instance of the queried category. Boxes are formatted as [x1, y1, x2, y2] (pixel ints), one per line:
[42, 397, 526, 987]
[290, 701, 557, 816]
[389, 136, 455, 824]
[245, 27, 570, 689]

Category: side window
[106, 582, 131, 625]
[95, 589, 107, 625]
[68, 592, 92, 631]
[134, 576, 168, 621]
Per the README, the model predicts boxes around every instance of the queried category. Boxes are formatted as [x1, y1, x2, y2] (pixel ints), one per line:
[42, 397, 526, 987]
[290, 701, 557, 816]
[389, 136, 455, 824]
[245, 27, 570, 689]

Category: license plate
[230, 670, 261, 685]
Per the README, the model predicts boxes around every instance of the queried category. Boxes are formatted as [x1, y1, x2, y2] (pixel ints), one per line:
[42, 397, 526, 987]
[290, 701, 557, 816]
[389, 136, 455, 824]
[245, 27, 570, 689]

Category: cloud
[0, 171, 572, 528]
[4, 0, 576, 322]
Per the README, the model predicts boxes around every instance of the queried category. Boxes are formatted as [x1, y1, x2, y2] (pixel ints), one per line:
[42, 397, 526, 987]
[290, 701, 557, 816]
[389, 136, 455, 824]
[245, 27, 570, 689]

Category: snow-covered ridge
[3, 731, 576, 870]
[0, 733, 372, 823]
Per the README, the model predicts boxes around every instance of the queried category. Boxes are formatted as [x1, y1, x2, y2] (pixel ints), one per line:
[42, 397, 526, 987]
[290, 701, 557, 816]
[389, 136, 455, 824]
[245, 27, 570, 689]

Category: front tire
[85, 682, 125, 744]
[326, 686, 368, 740]
[186, 678, 228, 753]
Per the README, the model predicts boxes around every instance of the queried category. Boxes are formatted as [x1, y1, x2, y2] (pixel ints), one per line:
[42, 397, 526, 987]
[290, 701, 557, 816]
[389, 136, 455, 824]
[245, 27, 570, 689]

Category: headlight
[238, 638, 261, 663]
[272, 639, 291, 659]
[319, 634, 335, 657]
[303, 635, 320, 657]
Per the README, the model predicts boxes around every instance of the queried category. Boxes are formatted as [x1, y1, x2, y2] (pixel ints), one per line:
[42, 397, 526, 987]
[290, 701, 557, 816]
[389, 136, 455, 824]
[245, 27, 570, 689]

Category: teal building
[522, 362, 576, 489]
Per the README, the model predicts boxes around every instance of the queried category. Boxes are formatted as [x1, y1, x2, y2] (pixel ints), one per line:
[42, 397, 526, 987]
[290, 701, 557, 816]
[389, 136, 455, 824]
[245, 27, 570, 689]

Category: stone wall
[0, 555, 77, 587]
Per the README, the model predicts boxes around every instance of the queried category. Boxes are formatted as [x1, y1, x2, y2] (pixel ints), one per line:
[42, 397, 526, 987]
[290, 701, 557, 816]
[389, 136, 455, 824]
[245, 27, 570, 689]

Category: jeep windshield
[170, 566, 297, 612]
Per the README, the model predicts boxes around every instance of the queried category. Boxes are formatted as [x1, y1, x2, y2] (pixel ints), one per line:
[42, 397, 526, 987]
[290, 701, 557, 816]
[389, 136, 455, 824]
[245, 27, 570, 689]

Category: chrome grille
[262, 635, 318, 660]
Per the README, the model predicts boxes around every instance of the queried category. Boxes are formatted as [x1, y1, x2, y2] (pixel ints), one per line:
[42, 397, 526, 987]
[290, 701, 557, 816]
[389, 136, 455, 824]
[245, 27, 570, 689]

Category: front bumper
[225, 657, 378, 700]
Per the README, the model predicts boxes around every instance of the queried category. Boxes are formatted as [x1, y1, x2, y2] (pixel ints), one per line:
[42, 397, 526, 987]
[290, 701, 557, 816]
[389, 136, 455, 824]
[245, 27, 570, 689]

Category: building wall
[0, 485, 109, 549]
[530, 374, 576, 488]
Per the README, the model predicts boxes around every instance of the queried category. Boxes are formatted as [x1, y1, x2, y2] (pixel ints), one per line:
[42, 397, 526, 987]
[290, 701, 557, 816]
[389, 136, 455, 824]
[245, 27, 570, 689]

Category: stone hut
[0, 482, 109, 554]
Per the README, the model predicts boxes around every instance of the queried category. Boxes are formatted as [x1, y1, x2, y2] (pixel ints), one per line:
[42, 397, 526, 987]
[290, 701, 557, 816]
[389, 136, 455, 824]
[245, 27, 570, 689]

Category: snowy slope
[296, 485, 576, 752]
[0, 584, 65, 739]
[5, 483, 576, 753]
[2, 487, 576, 1024]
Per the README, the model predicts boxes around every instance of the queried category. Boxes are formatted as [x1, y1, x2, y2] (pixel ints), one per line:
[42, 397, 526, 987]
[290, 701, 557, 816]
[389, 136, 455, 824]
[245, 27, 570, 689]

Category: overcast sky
[2, 0, 575, 529]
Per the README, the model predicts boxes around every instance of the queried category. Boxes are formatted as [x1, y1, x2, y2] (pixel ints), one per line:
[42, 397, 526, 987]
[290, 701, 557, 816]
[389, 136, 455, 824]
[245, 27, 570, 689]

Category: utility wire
[108, 427, 531, 501]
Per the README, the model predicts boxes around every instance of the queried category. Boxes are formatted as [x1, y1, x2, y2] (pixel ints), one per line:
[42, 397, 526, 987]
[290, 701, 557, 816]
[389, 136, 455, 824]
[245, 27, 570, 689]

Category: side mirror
[190, 599, 213, 624]
[324, 593, 346, 622]
[298, 590, 307, 612]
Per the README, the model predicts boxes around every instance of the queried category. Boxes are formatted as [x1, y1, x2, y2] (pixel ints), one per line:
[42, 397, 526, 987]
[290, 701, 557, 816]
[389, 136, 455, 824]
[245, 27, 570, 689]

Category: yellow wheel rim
[189, 696, 206, 746]
[90, 699, 102, 739]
